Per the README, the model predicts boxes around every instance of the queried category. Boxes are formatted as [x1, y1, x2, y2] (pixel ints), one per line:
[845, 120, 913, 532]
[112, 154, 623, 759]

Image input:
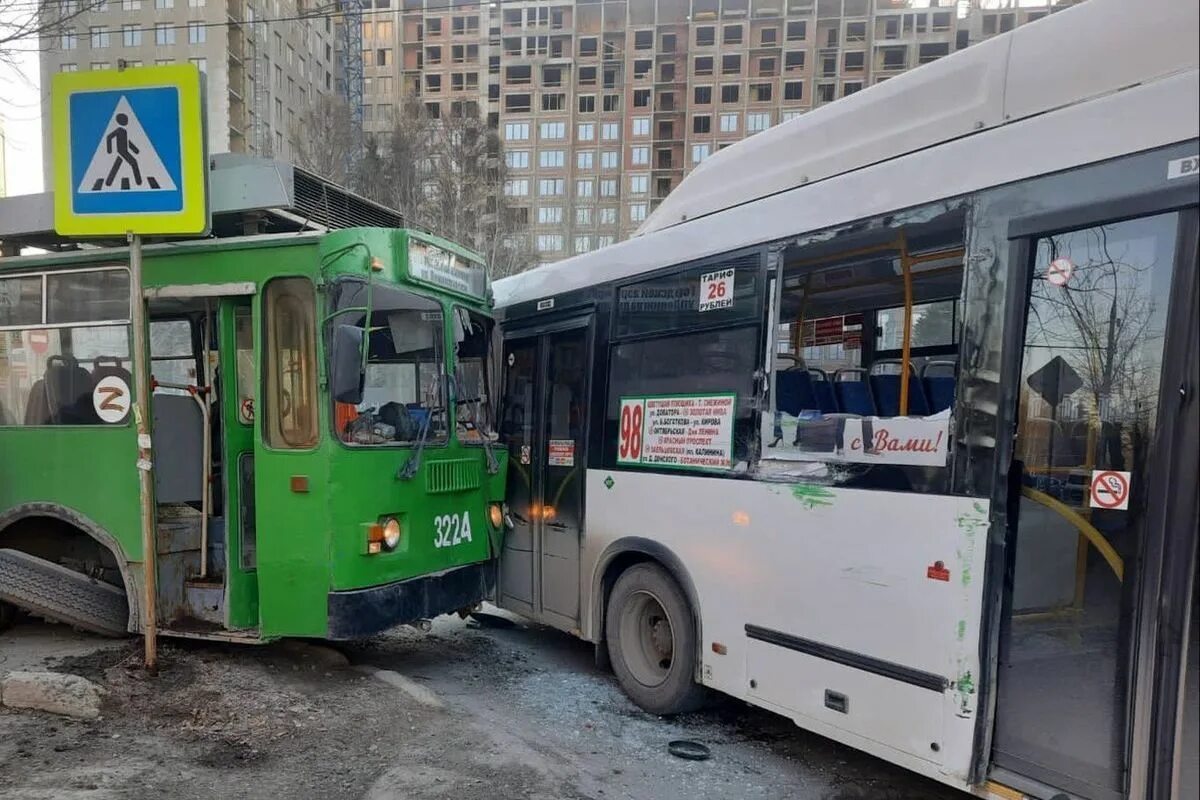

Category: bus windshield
[328, 278, 447, 446]
[453, 307, 497, 443]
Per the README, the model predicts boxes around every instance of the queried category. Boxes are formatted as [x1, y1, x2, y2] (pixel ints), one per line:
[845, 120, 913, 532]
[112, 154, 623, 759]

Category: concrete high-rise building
[362, 0, 1079, 263]
[38, 0, 338, 187]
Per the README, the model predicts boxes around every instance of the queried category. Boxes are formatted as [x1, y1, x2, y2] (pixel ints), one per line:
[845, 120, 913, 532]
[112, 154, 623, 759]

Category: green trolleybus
[0, 165, 507, 642]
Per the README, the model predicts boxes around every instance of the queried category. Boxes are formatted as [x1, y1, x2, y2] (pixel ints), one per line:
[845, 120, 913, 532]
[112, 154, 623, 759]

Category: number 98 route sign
[52, 64, 209, 237]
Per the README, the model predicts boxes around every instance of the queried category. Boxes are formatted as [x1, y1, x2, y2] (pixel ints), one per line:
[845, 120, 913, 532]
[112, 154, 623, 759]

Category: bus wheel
[606, 563, 705, 716]
[0, 549, 128, 637]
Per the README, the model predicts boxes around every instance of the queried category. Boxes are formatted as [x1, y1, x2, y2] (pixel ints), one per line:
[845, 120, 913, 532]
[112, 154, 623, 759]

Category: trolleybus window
[328, 278, 448, 446]
[264, 277, 319, 449]
[234, 307, 255, 425]
[0, 267, 131, 428]
[453, 307, 498, 443]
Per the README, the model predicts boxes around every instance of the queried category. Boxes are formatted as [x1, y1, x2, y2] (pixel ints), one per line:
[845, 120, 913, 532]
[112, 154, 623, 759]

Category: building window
[722, 54, 741, 75]
[843, 82, 862, 97]
[574, 236, 592, 253]
[633, 89, 651, 108]
[598, 235, 615, 247]
[154, 0, 172, 7]
[721, 84, 740, 104]
[787, 20, 807, 41]
[719, 113, 738, 133]
[537, 178, 565, 196]
[577, 150, 595, 169]
[782, 110, 804, 123]
[752, 83, 772, 102]
[61, 29, 78, 49]
[784, 81, 804, 101]
[505, 150, 530, 169]
[601, 122, 620, 141]
[694, 56, 713, 76]
[576, 180, 594, 198]
[187, 21, 206, 44]
[629, 203, 648, 223]
[785, 51, 806, 71]
[846, 21, 866, 42]
[693, 115, 711, 134]
[746, 112, 770, 132]
[844, 51, 864, 71]
[691, 144, 710, 164]
[600, 179, 618, 198]
[578, 94, 596, 113]
[122, 0, 141, 8]
[632, 117, 650, 137]
[539, 150, 565, 168]
[693, 85, 712, 105]
[537, 206, 563, 224]
[121, 24, 141, 47]
[723, 24, 743, 44]
[761, 27, 778, 45]
[536, 235, 563, 253]
[630, 146, 649, 166]
[542, 92, 566, 111]
[600, 208, 617, 225]
[629, 175, 648, 194]
[577, 122, 595, 141]
[696, 26, 715, 46]
[155, 23, 175, 46]
[817, 83, 835, 102]
[90, 27, 111, 48]
[601, 151, 619, 169]
[60, 63, 79, 72]
[90, 62, 111, 70]
[504, 122, 530, 141]
[576, 207, 593, 226]
[504, 179, 530, 196]
[539, 122, 566, 140]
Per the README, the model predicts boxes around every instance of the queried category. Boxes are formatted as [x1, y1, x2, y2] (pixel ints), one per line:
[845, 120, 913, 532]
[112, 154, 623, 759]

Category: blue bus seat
[921, 361, 958, 413]
[832, 368, 875, 416]
[870, 360, 930, 416]
[776, 369, 818, 416]
[808, 368, 838, 414]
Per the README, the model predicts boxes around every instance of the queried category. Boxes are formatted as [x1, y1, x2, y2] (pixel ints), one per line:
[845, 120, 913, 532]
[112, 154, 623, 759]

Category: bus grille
[425, 459, 481, 494]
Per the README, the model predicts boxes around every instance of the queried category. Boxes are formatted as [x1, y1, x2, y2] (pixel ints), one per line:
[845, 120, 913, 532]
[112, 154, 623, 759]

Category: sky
[1, 37, 44, 195]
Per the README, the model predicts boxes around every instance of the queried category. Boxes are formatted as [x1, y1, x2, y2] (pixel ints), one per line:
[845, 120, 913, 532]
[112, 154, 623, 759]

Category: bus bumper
[325, 560, 495, 640]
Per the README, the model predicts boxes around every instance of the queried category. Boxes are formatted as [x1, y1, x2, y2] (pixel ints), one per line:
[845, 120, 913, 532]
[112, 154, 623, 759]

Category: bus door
[217, 297, 258, 629]
[498, 318, 591, 631]
[992, 207, 1198, 799]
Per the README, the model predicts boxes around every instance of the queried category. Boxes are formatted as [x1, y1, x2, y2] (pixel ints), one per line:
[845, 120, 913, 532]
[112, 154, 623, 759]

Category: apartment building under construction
[361, 0, 1078, 262]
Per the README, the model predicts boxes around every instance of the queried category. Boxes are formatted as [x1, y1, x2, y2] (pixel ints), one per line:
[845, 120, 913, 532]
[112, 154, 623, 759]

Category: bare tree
[292, 94, 361, 185]
[299, 95, 536, 278]
[2, 0, 109, 67]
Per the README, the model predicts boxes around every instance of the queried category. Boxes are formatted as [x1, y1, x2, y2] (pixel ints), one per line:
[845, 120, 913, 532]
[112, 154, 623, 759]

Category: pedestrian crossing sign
[52, 64, 208, 236]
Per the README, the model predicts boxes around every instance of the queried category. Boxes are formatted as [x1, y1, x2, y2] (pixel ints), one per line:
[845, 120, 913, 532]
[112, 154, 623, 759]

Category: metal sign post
[128, 231, 159, 671]
[52, 64, 208, 671]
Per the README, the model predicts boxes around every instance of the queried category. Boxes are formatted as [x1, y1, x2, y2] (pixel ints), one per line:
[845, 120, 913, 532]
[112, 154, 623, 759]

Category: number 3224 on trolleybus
[492, 1, 1198, 798]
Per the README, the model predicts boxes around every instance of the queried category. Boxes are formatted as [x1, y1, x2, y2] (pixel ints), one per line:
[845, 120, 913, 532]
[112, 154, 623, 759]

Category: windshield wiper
[397, 406, 434, 481]
[453, 371, 500, 475]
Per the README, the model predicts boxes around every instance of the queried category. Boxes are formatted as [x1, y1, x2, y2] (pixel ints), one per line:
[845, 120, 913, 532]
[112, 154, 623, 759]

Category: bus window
[263, 277, 319, 449]
[150, 319, 197, 396]
[453, 307, 497, 444]
[0, 268, 131, 428]
[327, 278, 447, 446]
[762, 206, 965, 486]
[234, 307, 255, 425]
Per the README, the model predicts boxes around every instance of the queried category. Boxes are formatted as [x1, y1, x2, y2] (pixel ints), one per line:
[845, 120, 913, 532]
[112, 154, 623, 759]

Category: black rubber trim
[326, 560, 494, 640]
[744, 624, 949, 693]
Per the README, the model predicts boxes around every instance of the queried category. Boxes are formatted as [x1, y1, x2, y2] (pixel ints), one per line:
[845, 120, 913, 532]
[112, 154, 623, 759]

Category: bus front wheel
[606, 563, 706, 716]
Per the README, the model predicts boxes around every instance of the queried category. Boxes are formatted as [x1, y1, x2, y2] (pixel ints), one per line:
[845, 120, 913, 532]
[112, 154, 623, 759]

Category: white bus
[492, 1, 1198, 798]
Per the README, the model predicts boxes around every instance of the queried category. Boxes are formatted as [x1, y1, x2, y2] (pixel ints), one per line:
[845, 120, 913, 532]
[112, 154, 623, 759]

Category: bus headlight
[382, 517, 402, 551]
[488, 503, 504, 529]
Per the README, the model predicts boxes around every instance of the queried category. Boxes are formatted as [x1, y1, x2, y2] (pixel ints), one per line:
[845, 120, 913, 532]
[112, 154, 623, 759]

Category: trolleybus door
[499, 319, 591, 631]
[991, 207, 1198, 800]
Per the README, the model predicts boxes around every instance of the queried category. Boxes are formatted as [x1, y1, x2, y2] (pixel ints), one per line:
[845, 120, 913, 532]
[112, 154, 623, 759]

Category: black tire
[0, 548, 129, 637]
[605, 563, 706, 716]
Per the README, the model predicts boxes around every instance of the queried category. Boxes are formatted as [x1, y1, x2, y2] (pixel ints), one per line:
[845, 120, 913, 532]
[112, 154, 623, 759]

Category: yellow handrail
[1020, 487, 1124, 581]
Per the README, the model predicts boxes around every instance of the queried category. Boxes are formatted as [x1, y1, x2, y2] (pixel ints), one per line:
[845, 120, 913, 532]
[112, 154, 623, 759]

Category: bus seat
[808, 368, 838, 414]
[921, 361, 958, 413]
[91, 356, 133, 387]
[832, 368, 875, 416]
[41, 356, 98, 425]
[870, 360, 930, 417]
[776, 369, 818, 416]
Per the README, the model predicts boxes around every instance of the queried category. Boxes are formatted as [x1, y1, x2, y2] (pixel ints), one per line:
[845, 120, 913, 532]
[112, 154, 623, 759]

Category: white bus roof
[496, 0, 1199, 309]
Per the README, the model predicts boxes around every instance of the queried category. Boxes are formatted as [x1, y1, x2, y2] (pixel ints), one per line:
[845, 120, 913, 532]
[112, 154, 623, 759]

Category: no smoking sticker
[1090, 470, 1131, 511]
[1046, 258, 1074, 288]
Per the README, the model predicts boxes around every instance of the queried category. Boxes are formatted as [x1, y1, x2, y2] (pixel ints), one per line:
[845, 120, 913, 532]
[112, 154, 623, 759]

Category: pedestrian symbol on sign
[78, 97, 176, 194]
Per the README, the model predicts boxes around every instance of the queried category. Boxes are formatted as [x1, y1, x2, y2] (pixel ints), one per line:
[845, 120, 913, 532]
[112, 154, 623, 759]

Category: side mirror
[330, 324, 365, 405]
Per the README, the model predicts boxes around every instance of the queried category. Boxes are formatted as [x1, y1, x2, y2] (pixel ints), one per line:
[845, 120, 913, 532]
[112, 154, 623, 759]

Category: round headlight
[488, 503, 504, 529]
[382, 518, 401, 551]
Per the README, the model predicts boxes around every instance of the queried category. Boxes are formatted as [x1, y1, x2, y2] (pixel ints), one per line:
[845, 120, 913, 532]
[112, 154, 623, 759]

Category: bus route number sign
[699, 269, 735, 313]
[618, 394, 736, 472]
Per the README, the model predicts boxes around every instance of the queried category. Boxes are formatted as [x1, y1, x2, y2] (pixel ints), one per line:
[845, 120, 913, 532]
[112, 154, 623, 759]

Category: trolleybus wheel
[606, 563, 705, 716]
[0, 549, 129, 637]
